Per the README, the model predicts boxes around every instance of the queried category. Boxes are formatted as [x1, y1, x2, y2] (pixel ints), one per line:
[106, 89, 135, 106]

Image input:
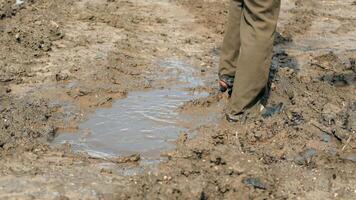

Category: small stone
[253, 131, 263, 139]
[340, 152, 356, 162]
[271, 82, 277, 91]
[15, 33, 21, 42]
[242, 177, 267, 190]
[111, 154, 141, 164]
[100, 168, 113, 174]
[55, 72, 69, 81]
[294, 148, 317, 165]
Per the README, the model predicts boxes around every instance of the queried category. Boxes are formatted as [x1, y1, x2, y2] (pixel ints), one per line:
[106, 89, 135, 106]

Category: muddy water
[53, 59, 211, 160]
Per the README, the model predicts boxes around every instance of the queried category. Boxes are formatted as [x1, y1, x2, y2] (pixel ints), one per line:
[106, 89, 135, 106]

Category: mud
[0, 0, 355, 199]
[53, 59, 210, 160]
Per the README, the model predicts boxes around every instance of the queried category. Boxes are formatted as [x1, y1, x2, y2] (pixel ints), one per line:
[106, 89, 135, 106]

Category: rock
[55, 72, 69, 81]
[111, 154, 141, 164]
[100, 168, 113, 174]
[320, 133, 331, 143]
[344, 102, 356, 131]
[340, 152, 356, 162]
[262, 103, 283, 118]
[320, 103, 341, 126]
[294, 148, 317, 165]
[96, 97, 113, 106]
[242, 177, 267, 190]
[274, 32, 293, 45]
[349, 58, 355, 72]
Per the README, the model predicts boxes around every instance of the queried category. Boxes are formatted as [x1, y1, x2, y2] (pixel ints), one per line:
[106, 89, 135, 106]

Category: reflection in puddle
[53, 59, 211, 160]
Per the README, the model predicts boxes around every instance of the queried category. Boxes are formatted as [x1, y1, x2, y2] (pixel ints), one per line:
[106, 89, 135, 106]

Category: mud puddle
[53, 59, 214, 161]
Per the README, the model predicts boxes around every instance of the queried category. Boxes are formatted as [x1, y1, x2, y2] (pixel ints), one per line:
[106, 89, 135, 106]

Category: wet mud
[0, 0, 355, 199]
[53, 59, 210, 160]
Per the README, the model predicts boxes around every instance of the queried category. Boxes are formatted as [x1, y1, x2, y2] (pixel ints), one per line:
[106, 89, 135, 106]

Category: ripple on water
[53, 59, 210, 160]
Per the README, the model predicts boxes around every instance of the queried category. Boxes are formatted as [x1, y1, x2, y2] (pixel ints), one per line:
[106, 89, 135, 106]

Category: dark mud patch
[321, 72, 356, 87]
[272, 48, 299, 71]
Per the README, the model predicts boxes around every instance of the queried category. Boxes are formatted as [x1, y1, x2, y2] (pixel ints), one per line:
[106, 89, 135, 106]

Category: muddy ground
[0, 0, 355, 199]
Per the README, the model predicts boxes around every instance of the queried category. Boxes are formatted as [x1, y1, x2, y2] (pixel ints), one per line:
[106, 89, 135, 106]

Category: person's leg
[227, 0, 281, 118]
[218, 0, 243, 83]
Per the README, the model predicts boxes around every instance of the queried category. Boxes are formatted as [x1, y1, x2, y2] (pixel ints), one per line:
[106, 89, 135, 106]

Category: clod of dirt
[274, 32, 293, 45]
[8, 22, 64, 52]
[111, 154, 141, 164]
[272, 49, 299, 71]
[343, 102, 356, 132]
[96, 97, 113, 106]
[340, 152, 356, 163]
[319, 133, 331, 143]
[0, 0, 20, 19]
[294, 148, 317, 165]
[242, 177, 268, 190]
[66, 87, 92, 98]
[210, 154, 226, 165]
[320, 103, 341, 126]
[349, 58, 355, 72]
[55, 72, 69, 81]
[311, 52, 346, 72]
[262, 103, 283, 118]
[287, 111, 304, 126]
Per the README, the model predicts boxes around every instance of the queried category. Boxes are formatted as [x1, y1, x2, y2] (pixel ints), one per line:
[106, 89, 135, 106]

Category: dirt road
[0, 0, 355, 199]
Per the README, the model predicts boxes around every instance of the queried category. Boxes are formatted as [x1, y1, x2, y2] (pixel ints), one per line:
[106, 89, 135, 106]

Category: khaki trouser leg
[227, 0, 281, 115]
[218, 0, 243, 78]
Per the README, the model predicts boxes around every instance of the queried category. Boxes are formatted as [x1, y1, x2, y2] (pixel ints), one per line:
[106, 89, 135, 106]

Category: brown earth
[0, 0, 355, 199]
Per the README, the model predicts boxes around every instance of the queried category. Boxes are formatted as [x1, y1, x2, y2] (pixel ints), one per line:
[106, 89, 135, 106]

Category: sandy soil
[0, 0, 355, 199]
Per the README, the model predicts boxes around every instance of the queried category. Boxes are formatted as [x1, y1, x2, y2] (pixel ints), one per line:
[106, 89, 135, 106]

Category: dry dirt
[0, 0, 355, 199]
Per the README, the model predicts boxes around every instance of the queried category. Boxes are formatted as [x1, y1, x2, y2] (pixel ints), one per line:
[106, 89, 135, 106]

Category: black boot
[219, 75, 234, 93]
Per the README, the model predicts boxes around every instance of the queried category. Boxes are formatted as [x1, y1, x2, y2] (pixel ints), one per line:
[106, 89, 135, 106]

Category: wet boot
[219, 75, 234, 95]
[223, 0, 281, 118]
[226, 102, 284, 123]
[225, 103, 265, 123]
